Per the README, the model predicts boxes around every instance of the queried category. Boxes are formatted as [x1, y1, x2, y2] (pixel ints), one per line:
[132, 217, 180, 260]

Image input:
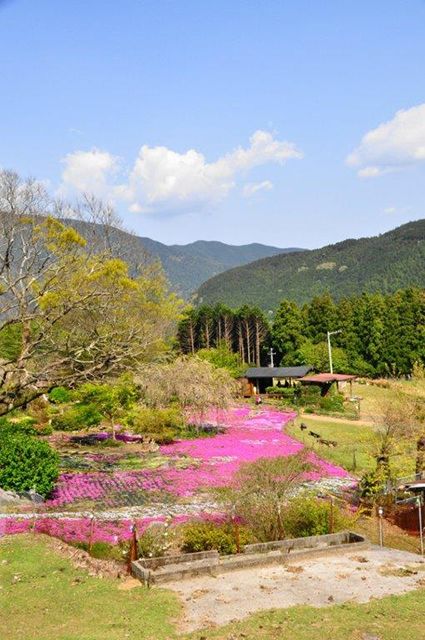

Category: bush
[319, 393, 345, 413]
[283, 494, 351, 538]
[127, 406, 184, 444]
[138, 523, 175, 558]
[75, 541, 126, 561]
[51, 403, 102, 431]
[298, 384, 321, 407]
[0, 435, 59, 496]
[359, 468, 386, 502]
[49, 386, 73, 404]
[0, 417, 37, 438]
[265, 387, 295, 398]
[181, 521, 254, 555]
[218, 453, 314, 542]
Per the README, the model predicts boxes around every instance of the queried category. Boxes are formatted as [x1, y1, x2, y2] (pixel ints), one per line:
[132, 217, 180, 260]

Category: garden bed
[132, 531, 368, 585]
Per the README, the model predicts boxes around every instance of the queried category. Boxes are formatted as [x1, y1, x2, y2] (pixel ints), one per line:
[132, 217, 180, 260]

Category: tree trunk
[255, 319, 261, 366]
[189, 321, 195, 354]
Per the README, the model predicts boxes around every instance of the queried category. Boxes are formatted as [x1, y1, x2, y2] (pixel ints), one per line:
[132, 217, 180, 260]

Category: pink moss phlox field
[0, 514, 195, 544]
[45, 407, 350, 507]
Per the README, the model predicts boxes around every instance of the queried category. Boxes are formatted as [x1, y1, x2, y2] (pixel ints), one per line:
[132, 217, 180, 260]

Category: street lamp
[327, 329, 342, 374]
[378, 506, 384, 547]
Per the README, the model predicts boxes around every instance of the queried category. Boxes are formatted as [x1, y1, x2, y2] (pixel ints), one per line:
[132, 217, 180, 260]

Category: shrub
[359, 468, 386, 502]
[218, 453, 314, 542]
[51, 403, 102, 431]
[265, 387, 295, 398]
[298, 385, 321, 407]
[0, 417, 37, 438]
[127, 406, 184, 444]
[283, 494, 351, 538]
[49, 386, 73, 404]
[319, 393, 345, 413]
[138, 523, 175, 558]
[75, 541, 126, 561]
[181, 521, 253, 555]
[0, 435, 59, 496]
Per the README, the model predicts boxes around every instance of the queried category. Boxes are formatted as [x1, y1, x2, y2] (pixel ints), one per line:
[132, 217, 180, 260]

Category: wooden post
[88, 514, 95, 553]
[329, 497, 334, 534]
[127, 523, 138, 574]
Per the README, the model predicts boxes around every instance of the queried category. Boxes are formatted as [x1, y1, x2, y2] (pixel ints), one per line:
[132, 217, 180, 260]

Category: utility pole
[417, 496, 424, 557]
[268, 348, 275, 368]
[327, 329, 342, 374]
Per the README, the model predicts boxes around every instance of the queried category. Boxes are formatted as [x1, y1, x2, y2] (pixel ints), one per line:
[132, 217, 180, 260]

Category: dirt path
[169, 547, 425, 632]
[298, 413, 375, 427]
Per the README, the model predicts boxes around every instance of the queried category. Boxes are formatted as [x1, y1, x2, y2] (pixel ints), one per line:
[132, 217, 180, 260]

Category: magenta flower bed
[44, 407, 350, 508]
[2, 407, 353, 546]
[0, 514, 193, 544]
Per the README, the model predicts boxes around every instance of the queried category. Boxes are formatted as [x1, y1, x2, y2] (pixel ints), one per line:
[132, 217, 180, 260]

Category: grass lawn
[287, 415, 417, 478]
[286, 416, 377, 475]
[0, 535, 180, 640]
[1, 535, 425, 640]
[352, 379, 425, 422]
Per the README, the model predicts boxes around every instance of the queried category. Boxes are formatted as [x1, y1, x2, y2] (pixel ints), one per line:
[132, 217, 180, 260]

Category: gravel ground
[169, 546, 425, 632]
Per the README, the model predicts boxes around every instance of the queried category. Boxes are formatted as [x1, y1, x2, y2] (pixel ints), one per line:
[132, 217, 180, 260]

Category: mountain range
[195, 219, 425, 309]
[64, 218, 301, 298]
[137, 237, 301, 297]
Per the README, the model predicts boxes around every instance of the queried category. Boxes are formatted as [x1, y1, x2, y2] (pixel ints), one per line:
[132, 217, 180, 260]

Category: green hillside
[195, 219, 425, 309]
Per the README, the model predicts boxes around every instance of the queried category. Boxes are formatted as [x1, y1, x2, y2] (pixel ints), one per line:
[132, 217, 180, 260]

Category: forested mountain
[64, 219, 300, 298]
[195, 220, 425, 309]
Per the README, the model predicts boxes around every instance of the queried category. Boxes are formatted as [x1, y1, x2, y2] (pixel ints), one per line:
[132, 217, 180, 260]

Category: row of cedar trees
[177, 304, 269, 366]
[177, 288, 425, 376]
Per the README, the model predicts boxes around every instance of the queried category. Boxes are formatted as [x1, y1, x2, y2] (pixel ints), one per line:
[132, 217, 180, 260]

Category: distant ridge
[195, 219, 425, 309]
[63, 218, 301, 297]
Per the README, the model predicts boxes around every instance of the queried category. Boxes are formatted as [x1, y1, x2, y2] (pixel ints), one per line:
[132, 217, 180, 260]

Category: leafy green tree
[197, 342, 246, 378]
[294, 339, 349, 372]
[0, 170, 182, 415]
[76, 376, 139, 439]
[271, 299, 305, 365]
[176, 307, 199, 354]
[303, 292, 338, 343]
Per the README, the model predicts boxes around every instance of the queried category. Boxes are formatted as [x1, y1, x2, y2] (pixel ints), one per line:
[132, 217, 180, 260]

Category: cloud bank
[59, 131, 302, 213]
[347, 103, 425, 178]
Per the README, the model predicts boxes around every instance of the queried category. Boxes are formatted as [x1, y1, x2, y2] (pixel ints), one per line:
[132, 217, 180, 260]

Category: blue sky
[1, 0, 425, 248]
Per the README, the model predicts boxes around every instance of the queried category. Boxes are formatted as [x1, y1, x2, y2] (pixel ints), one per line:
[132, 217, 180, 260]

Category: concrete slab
[168, 546, 425, 632]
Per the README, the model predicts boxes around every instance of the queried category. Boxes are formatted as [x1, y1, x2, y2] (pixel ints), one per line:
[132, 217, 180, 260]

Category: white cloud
[59, 131, 302, 213]
[347, 103, 425, 178]
[242, 180, 273, 197]
[59, 149, 119, 197]
[383, 206, 397, 214]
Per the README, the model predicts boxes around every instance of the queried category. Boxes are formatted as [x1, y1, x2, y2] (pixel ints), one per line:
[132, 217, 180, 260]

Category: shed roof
[245, 366, 313, 379]
[300, 373, 357, 383]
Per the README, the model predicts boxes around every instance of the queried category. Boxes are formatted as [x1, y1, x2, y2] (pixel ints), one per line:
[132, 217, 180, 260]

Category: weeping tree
[136, 355, 238, 425]
[0, 170, 183, 415]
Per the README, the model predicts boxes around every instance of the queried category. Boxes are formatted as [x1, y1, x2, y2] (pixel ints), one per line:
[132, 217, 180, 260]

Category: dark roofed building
[245, 366, 313, 394]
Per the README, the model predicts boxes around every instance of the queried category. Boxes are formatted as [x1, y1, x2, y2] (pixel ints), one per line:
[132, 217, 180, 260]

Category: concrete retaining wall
[131, 531, 368, 585]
